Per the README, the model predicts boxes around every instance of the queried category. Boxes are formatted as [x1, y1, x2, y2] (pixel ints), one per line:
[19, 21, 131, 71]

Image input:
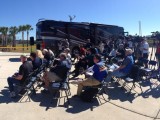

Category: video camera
[132, 36, 143, 43]
[151, 34, 160, 41]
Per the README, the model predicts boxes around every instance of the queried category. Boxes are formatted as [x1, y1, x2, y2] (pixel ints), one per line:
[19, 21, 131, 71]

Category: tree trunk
[4, 36, 6, 46]
[13, 35, 16, 50]
[1, 35, 4, 46]
[5, 35, 7, 46]
[12, 35, 16, 47]
[27, 31, 29, 50]
[22, 32, 24, 51]
[12, 36, 14, 47]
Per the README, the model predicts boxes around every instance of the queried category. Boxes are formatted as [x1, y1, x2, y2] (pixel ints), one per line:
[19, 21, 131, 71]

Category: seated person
[116, 44, 125, 59]
[7, 54, 33, 98]
[72, 48, 95, 77]
[42, 49, 53, 67]
[72, 54, 107, 97]
[47, 48, 55, 60]
[36, 50, 44, 59]
[42, 53, 70, 93]
[30, 52, 42, 70]
[107, 57, 119, 71]
[79, 45, 86, 57]
[106, 48, 134, 82]
[64, 48, 71, 60]
[85, 48, 95, 67]
[106, 45, 116, 63]
[63, 48, 72, 69]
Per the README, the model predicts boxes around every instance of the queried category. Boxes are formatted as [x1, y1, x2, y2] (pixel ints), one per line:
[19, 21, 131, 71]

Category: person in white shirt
[107, 45, 117, 63]
[58, 41, 63, 53]
[99, 41, 104, 53]
[141, 39, 149, 59]
[128, 40, 133, 49]
[140, 39, 149, 68]
[64, 48, 71, 60]
[64, 48, 72, 69]
[109, 47, 116, 57]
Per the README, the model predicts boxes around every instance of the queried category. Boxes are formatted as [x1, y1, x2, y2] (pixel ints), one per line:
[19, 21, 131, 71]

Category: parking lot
[0, 52, 160, 120]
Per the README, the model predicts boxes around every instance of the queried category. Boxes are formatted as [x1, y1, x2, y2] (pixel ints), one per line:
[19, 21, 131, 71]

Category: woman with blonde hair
[36, 50, 44, 59]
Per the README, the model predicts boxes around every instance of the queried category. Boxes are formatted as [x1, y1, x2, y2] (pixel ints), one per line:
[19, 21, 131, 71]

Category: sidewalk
[0, 52, 30, 56]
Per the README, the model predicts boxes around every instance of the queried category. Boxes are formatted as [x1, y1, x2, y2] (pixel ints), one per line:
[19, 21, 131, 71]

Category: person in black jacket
[116, 44, 125, 59]
[42, 53, 70, 93]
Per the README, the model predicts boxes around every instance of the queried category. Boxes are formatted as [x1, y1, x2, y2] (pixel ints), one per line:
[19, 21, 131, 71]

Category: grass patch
[0, 44, 37, 53]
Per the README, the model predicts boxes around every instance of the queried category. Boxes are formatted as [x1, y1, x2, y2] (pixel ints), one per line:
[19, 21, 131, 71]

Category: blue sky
[0, 0, 160, 39]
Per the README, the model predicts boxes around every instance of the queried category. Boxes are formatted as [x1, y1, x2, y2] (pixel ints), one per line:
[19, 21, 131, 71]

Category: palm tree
[25, 24, 33, 49]
[0, 27, 8, 46]
[9, 26, 19, 47]
[19, 25, 27, 50]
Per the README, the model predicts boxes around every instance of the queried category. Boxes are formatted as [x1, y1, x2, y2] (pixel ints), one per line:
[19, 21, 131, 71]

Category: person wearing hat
[72, 54, 107, 97]
[7, 54, 33, 98]
[106, 48, 134, 82]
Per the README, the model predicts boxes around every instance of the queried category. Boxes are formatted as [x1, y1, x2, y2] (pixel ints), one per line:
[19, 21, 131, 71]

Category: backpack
[80, 87, 98, 102]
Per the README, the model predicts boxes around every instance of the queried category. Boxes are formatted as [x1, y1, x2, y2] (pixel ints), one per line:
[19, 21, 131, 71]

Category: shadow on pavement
[0, 87, 22, 104]
[141, 86, 160, 98]
[66, 97, 100, 113]
[9, 58, 21, 62]
[139, 80, 153, 89]
[106, 83, 137, 103]
[30, 89, 103, 112]
[31, 92, 60, 111]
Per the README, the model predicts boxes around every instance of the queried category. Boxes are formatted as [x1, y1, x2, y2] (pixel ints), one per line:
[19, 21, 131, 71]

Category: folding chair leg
[26, 90, 31, 102]
[140, 86, 143, 93]
[127, 84, 134, 95]
[68, 89, 71, 96]
[116, 78, 121, 83]
[120, 82, 126, 91]
[57, 91, 63, 106]
[135, 83, 143, 93]
[65, 90, 70, 105]
[101, 94, 107, 102]
[31, 86, 36, 95]
[122, 82, 126, 88]
[97, 96, 102, 104]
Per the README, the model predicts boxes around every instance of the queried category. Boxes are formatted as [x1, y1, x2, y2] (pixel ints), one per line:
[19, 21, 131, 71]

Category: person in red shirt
[80, 45, 86, 56]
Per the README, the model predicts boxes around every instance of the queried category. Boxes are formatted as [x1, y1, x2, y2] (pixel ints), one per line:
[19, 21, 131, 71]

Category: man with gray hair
[42, 53, 70, 93]
[106, 48, 134, 82]
[7, 54, 33, 98]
